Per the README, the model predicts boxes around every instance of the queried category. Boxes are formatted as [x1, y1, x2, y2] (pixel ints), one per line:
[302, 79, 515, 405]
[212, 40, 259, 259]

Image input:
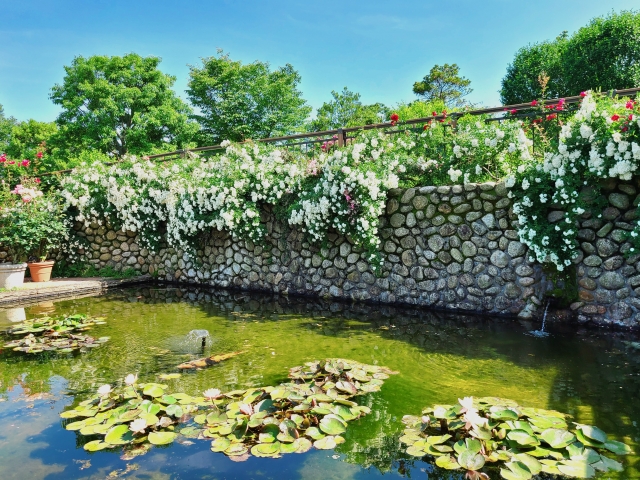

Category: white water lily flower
[203, 388, 222, 400]
[129, 418, 147, 434]
[125, 374, 137, 386]
[97, 384, 112, 396]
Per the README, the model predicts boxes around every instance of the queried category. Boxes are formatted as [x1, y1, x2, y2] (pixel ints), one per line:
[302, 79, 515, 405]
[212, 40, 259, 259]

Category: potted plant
[0, 179, 68, 286]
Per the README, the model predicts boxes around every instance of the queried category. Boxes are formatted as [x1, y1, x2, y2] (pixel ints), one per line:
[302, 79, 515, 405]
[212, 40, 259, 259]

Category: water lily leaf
[575, 429, 604, 447]
[571, 447, 601, 464]
[60, 410, 81, 419]
[161, 395, 177, 405]
[427, 434, 452, 445]
[314, 436, 337, 450]
[206, 411, 227, 425]
[507, 429, 539, 446]
[140, 402, 161, 416]
[305, 426, 325, 440]
[540, 428, 575, 448]
[165, 404, 183, 418]
[591, 455, 623, 472]
[158, 373, 181, 380]
[501, 461, 533, 480]
[65, 420, 87, 431]
[435, 455, 461, 470]
[466, 438, 482, 454]
[604, 440, 633, 455]
[142, 384, 165, 397]
[335, 381, 357, 395]
[566, 441, 585, 458]
[319, 416, 346, 435]
[251, 442, 281, 457]
[294, 437, 313, 453]
[118, 408, 141, 422]
[83, 440, 110, 452]
[453, 440, 467, 455]
[210, 437, 231, 452]
[557, 460, 595, 478]
[577, 425, 607, 444]
[224, 443, 249, 456]
[513, 453, 542, 475]
[105, 425, 134, 445]
[458, 450, 485, 471]
[148, 431, 176, 445]
[491, 407, 519, 421]
[406, 445, 426, 457]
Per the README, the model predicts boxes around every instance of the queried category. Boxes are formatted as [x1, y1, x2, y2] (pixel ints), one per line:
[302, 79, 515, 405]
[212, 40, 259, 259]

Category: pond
[0, 285, 639, 479]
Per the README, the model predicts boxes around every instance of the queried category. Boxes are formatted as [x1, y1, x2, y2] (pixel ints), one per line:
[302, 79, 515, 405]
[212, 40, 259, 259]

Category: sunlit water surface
[1, 286, 640, 479]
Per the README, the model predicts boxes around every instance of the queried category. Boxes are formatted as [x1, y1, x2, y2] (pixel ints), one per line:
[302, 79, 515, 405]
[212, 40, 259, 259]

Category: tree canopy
[4, 119, 58, 160]
[187, 51, 311, 145]
[50, 53, 198, 157]
[308, 87, 390, 131]
[501, 11, 640, 104]
[412, 64, 473, 108]
[0, 104, 17, 155]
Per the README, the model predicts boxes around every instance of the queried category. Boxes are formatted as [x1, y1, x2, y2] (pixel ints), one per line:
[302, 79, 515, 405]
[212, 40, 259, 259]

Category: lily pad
[540, 428, 576, 449]
[105, 425, 134, 445]
[148, 431, 176, 445]
[319, 416, 346, 435]
[435, 455, 461, 470]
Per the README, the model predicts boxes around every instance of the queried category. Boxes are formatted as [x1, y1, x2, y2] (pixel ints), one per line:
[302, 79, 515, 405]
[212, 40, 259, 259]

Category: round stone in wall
[490, 251, 509, 268]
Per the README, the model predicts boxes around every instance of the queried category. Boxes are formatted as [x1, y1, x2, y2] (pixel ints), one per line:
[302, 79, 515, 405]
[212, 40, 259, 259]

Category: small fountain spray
[529, 301, 550, 337]
[186, 329, 212, 354]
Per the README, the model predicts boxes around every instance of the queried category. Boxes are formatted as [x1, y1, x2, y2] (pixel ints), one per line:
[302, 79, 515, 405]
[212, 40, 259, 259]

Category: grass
[52, 261, 140, 280]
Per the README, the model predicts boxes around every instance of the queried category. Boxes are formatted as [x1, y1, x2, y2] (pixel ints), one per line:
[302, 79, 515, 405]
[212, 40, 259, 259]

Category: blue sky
[1, 0, 639, 122]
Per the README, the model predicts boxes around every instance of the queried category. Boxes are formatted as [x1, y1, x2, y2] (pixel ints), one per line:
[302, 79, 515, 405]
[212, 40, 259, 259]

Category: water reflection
[0, 286, 639, 478]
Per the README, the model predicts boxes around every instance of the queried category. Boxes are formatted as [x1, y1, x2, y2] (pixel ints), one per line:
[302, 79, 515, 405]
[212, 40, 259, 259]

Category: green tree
[500, 35, 567, 104]
[309, 87, 390, 131]
[562, 11, 640, 95]
[412, 64, 473, 108]
[187, 51, 311, 145]
[0, 104, 17, 154]
[50, 53, 198, 157]
[501, 11, 640, 104]
[5, 120, 58, 159]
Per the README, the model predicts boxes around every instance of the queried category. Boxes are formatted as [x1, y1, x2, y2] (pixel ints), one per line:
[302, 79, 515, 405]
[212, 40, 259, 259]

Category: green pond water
[0, 285, 639, 479]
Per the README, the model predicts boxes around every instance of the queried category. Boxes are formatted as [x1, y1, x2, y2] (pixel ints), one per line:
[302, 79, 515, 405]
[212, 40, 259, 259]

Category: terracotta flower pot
[0, 263, 28, 289]
[27, 260, 55, 282]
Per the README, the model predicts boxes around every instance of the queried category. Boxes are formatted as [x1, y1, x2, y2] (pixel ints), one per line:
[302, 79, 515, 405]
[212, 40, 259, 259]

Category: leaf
[426, 434, 452, 445]
[319, 416, 346, 435]
[500, 461, 533, 480]
[251, 442, 281, 457]
[557, 460, 595, 478]
[84, 440, 110, 452]
[604, 440, 633, 455]
[294, 437, 313, 453]
[142, 385, 165, 398]
[540, 428, 576, 448]
[406, 445, 426, 457]
[513, 453, 542, 475]
[305, 427, 325, 440]
[105, 425, 134, 445]
[148, 431, 176, 445]
[591, 455, 623, 472]
[507, 429, 539, 446]
[435, 455, 461, 470]
[577, 425, 607, 444]
[314, 436, 337, 450]
[457, 450, 485, 471]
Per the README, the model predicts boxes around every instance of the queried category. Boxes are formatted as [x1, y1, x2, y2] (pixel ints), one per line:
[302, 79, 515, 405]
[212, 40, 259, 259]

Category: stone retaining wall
[73, 179, 640, 327]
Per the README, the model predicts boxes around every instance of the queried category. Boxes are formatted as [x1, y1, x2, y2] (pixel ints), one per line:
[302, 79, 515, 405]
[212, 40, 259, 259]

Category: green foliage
[50, 53, 198, 157]
[0, 103, 17, 154]
[59, 359, 394, 458]
[52, 260, 138, 279]
[401, 396, 631, 479]
[394, 99, 448, 121]
[413, 64, 473, 108]
[3, 314, 109, 354]
[4, 119, 58, 160]
[501, 11, 640, 104]
[500, 35, 568, 104]
[0, 179, 68, 262]
[187, 50, 311, 145]
[308, 87, 390, 131]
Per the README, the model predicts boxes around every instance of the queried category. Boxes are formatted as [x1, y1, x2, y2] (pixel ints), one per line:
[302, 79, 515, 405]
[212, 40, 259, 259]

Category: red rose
[611, 114, 620, 121]
[390, 113, 399, 122]
[580, 91, 587, 97]
[21, 159, 30, 167]
[510, 109, 517, 115]
[36, 152, 43, 159]
[531, 100, 538, 106]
